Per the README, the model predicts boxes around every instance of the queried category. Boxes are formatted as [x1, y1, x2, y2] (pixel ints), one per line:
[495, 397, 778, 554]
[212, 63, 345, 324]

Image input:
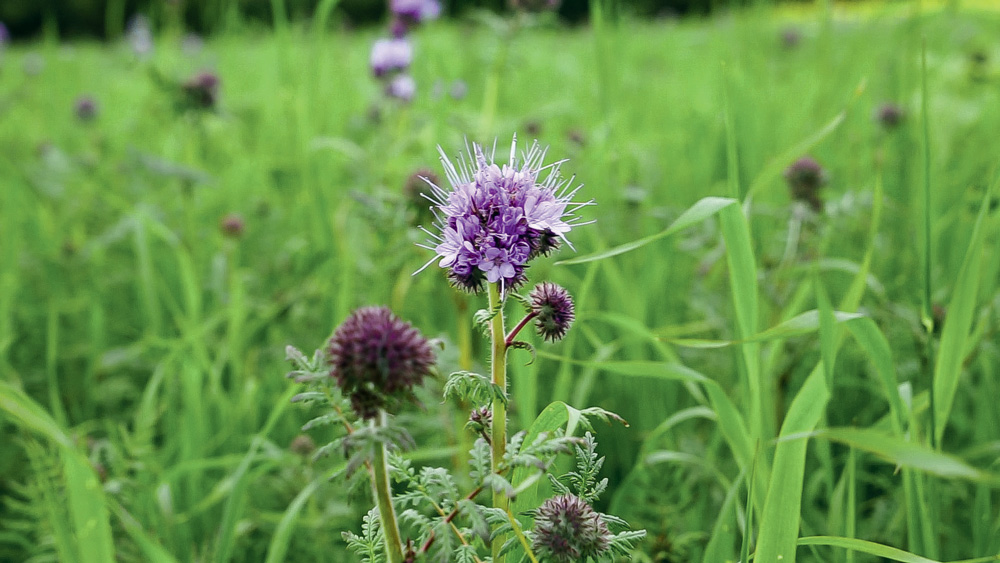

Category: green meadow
[3, 3, 1000, 561]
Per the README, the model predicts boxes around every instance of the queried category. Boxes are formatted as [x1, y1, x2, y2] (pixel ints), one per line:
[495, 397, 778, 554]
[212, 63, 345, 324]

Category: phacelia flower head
[74, 96, 99, 121]
[784, 156, 827, 212]
[874, 102, 905, 129]
[126, 15, 154, 58]
[327, 306, 436, 420]
[370, 37, 412, 78]
[391, 0, 441, 26]
[529, 282, 574, 342]
[780, 26, 802, 49]
[532, 494, 611, 563]
[0, 22, 9, 47]
[182, 71, 220, 109]
[387, 74, 416, 102]
[417, 136, 591, 293]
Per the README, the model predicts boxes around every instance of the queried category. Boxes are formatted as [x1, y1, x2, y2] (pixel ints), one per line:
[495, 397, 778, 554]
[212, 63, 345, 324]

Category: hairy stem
[505, 311, 538, 347]
[371, 411, 405, 563]
[488, 282, 509, 563]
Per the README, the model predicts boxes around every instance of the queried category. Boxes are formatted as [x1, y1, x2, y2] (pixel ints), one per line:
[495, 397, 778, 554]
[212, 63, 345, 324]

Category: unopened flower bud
[529, 282, 574, 342]
[532, 494, 611, 563]
[874, 102, 905, 129]
[327, 307, 436, 420]
[219, 213, 245, 238]
[784, 156, 827, 212]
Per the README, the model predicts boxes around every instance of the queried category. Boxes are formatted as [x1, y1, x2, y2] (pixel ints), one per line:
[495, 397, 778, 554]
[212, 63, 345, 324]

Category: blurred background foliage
[0, 0, 785, 39]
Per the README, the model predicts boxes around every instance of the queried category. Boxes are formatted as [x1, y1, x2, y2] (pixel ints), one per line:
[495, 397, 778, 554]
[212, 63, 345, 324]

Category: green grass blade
[808, 428, 1000, 484]
[265, 474, 326, 563]
[555, 197, 738, 266]
[797, 536, 1000, 563]
[753, 367, 830, 563]
[933, 172, 999, 445]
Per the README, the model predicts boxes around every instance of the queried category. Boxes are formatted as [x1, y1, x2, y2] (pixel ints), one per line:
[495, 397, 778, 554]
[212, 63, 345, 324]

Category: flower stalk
[488, 282, 509, 563]
[371, 410, 405, 563]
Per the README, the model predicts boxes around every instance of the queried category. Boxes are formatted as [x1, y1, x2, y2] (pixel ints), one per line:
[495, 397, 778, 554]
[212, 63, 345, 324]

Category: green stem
[488, 282, 509, 563]
[371, 411, 405, 563]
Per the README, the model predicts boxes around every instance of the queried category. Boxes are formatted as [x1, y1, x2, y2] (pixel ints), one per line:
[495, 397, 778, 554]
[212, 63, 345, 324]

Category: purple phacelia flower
[74, 96, 99, 121]
[370, 37, 412, 78]
[449, 79, 468, 100]
[126, 15, 154, 58]
[327, 306, 436, 420]
[0, 22, 9, 47]
[531, 494, 611, 563]
[417, 137, 591, 293]
[874, 102, 905, 129]
[784, 156, 827, 212]
[780, 27, 802, 49]
[387, 74, 416, 102]
[183, 71, 219, 109]
[529, 282, 574, 342]
[391, 0, 441, 25]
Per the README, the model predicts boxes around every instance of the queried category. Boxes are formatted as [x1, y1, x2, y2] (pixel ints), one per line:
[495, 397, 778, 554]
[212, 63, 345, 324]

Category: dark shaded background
[0, 0, 760, 40]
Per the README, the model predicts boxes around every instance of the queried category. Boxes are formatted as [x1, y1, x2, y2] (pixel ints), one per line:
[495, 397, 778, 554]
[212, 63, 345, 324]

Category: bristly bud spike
[529, 282, 575, 342]
[327, 306, 436, 419]
[531, 494, 611, 563]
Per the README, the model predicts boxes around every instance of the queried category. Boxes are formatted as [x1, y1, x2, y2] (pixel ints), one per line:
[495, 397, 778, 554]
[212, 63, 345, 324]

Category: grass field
[2, 2, 1000, 561]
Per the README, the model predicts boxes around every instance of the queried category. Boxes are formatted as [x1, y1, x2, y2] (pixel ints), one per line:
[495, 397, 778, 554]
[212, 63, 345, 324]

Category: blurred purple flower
[183, 71, 220, 109]
[391, 0, 441, 24]
[417, 137, 591, 293]
[784, 156, 827, 212]
[219, 213, 245, 238]
[74, 96, 99, 121]
[387, 74, 416, 102]
[0, 22, 10, 48]
[126, 15, 154, 58]
[874, 102, 905, 129]
[450, 79, 468, 100]
[370, 38, 412, 78]
[780, 27, 802, 49]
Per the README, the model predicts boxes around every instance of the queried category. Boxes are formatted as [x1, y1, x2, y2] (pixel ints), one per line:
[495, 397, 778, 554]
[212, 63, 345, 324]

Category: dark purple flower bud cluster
[74, 96, 99, 121]
[418, 137, 590, 293]
[784, 156, 827, 212]
[532, 494, 611, 563]
[327, 306, 436, 420]
[874, 102, 905, 129]
[182, 71, 220, 110]
[529, 282, 574, 342]
[219, 213, 245, 238]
